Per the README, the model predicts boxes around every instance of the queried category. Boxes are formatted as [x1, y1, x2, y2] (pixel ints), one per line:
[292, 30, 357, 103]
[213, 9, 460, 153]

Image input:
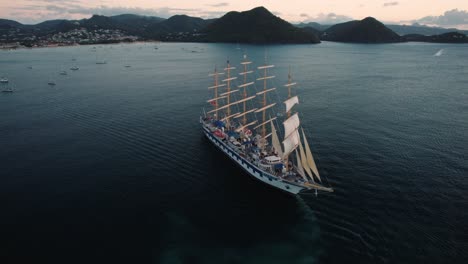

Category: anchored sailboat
[201, 56, 333, 194]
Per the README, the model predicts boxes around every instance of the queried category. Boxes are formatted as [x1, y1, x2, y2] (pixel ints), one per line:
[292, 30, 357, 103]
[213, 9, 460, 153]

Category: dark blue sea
[1, 42, 467, 263]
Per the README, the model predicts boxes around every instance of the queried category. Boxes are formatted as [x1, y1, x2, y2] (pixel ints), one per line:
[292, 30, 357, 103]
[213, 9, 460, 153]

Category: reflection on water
[0, 42, 467, 263]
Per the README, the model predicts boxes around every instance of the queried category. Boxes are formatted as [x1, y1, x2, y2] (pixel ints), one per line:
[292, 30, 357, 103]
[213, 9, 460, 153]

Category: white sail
[295, 150, 307, 181]
[271, 120, 283, 158]
[283, 113, 300, 139]
[298, 136, 315, 182]
[282, 129, 300, 158]
[284, 96, 299, 113]
[302, 129, 321, 182]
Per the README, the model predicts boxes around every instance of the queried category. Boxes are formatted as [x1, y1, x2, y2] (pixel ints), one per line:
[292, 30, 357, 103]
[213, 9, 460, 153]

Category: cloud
[207, 2, 229, 8]
[9, 3, 227, 23]
[300, 12, 353, 24]
[272, 11, 282, 16]
[383, 2, 399, 7]
[410, 9, 468, 28]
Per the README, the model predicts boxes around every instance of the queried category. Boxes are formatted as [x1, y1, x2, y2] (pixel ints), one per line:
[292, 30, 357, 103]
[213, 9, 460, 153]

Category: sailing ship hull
[202, 126, 306, 195]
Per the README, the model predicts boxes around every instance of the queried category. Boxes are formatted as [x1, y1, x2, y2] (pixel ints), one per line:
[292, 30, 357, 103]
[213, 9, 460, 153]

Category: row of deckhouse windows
[211, 133, 276, 182]
[208, 132, 292, 191]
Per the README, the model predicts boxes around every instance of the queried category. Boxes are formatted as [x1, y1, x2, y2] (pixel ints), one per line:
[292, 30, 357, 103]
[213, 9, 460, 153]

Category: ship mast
[256, 62, 275, 138]
[282, 68, 300, 170]
[239, 54, 253, 125]
[284, 66, 297, 118]
[223, 60, 237, 125]
[208, 67, 226, 119]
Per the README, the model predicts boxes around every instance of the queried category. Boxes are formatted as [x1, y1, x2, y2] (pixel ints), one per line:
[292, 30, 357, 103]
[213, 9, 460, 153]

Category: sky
[1, 0, 468, 29]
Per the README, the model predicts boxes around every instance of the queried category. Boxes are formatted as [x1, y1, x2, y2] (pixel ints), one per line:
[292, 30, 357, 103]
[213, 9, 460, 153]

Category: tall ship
[201, 55, 333, 195]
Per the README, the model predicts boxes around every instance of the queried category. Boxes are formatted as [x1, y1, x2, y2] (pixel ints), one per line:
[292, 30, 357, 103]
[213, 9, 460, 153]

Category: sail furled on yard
[234, 108, 257, 119]
[207, 95, 256, 114]
[302, 129, 321, 182]
[284, 96, 299, 113]
[271, 120, 283, 158]
[283, 113, 300, 139]
[235, 121, 258, 133]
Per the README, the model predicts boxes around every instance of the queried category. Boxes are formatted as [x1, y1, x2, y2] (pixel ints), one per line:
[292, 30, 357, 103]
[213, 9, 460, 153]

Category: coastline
[0, 40, 162, 50]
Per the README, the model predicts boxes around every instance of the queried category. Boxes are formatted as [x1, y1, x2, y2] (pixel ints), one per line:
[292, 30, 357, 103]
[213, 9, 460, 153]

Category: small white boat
[0, 77, 8, 84]
[2, 86, 13, 93]
[60, 71, 67, 75]
[70, 66, 79, 71]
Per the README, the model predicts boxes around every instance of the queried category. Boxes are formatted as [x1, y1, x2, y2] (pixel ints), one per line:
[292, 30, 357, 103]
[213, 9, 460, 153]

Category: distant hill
[110, 14, 165, 25]
[295, 21, 468, 36]
[296, 22, 331, 32]
[0, 19, 24, 28]
[300, 26, 322, 37]
[107, 14, 165, 36]
[2, 7, 320, 44]
[3, 8, 467, 45]
[403, 32, 468, 43]
[387, 24, 468, 36]
[322, 17, 402, 43]
[146, 15, 213, 39]
[202, 7, 320, 43]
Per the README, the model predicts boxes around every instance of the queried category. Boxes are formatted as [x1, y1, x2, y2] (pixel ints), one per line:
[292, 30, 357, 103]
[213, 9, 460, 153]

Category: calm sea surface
[1, 42, 467, 263]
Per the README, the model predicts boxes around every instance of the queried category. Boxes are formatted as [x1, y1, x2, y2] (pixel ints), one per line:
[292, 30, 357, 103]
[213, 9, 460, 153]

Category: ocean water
[1, 42, 467, 263]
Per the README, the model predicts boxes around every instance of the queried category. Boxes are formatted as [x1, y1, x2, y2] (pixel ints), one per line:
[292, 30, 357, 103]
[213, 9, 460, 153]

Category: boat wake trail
[434, 49, 444, 57]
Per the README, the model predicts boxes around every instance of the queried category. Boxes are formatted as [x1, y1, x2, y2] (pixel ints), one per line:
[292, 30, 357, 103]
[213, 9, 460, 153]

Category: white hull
[203, 126, 306, 195]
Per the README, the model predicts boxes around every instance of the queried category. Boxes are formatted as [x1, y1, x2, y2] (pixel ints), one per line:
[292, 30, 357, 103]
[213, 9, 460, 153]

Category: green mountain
[0, 19, 24, 28]
[201, 7, 320, 43]
[146, 15, 213, 39]
[322, 17, 402, 43]
[296, 22, 331, 32]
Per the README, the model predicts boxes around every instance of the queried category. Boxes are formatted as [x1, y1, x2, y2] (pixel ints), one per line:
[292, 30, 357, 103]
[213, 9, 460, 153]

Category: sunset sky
[1, 0, 468, 28]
